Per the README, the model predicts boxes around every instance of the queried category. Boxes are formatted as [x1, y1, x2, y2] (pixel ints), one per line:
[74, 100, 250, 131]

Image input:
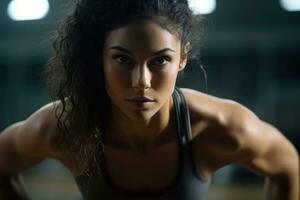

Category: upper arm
[14, 103, 59, 157]
[191, 93, 299, 179]
[0, 103, 60, 175]
[235, 117, 299, 178]
[221, 102, 299, 178]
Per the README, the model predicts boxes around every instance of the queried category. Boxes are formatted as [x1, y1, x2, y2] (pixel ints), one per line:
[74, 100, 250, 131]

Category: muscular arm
[0, 103, 60, 199]
[219, 102, 299, 200]
[174, 89, 299, 199]
[0, 121, 45, 174]
[235, 113, 299, 200]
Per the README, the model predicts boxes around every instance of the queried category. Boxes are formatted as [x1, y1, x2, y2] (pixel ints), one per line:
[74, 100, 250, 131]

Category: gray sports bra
[75, 87, 211, 200]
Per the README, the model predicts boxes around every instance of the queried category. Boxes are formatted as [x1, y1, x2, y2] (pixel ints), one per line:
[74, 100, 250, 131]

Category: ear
[179, 42, 190, 71]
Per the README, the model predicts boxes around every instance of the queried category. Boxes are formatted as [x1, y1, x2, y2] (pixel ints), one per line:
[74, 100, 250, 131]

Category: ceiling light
[188, 0, 216, 15]
[279, 0, 300, 11]
[8, 0, 49, 21]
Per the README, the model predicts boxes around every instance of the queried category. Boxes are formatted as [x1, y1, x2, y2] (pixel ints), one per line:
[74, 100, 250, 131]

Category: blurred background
[0, 0, 299, 199]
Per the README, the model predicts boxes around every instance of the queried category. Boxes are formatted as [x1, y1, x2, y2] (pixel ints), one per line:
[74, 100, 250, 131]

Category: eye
[151, 56, 171, 66]
[114, 55, 133, 65]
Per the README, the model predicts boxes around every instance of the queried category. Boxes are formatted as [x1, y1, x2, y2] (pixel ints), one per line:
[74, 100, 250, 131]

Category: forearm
[0, 122, 25, 174]
[0, 123, 29, 199]
[0, 174, 29, 200]
[264, 172, 299, 200]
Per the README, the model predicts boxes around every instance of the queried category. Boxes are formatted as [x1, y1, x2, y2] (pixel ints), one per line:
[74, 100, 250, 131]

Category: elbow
[267, 146, 299, 192]
[282, 143, 299, 178]
[273, 144, 299, 179]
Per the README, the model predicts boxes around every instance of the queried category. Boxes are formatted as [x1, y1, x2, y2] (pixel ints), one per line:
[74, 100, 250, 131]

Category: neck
[105, 97, 175, 154]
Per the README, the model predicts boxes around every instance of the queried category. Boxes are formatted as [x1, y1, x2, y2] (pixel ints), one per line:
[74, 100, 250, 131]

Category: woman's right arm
[0, 103, 60, 199]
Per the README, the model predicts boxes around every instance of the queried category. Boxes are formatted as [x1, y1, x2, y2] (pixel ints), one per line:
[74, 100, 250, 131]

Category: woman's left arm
[228, 103, 299, 200]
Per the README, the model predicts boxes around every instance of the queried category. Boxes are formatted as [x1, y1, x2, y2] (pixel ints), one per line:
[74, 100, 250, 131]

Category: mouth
[126, 97, 155, 102]
[125, 97, 155, 109]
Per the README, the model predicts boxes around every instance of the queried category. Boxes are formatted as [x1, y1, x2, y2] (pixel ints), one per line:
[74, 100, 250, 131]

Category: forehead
[103, 20, 181, 53]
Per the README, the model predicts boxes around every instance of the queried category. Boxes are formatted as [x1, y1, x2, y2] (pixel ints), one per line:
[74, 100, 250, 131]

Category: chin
[126, 109, 156, 122]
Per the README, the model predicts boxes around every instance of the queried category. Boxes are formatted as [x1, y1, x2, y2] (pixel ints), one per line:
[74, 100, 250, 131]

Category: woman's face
[102, 20, 187, 121]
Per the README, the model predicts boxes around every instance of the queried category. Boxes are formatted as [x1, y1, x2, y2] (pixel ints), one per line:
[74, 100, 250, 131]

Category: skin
[0, 20, 299, 199]
[102, 20, 187, 153]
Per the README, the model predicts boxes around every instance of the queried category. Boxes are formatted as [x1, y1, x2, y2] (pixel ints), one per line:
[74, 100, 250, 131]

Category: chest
[104, 140, 180, 191]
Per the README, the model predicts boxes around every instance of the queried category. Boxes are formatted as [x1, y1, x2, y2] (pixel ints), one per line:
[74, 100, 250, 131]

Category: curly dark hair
[45, 0, 203, 173]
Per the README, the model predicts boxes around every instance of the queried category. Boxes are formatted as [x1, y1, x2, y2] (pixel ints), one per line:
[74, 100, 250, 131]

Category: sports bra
[75, 87, 211, 199]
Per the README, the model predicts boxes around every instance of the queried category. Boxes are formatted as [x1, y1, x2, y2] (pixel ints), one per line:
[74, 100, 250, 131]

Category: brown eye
[151, 56, 171, 66]
[114, 55, 133, 65]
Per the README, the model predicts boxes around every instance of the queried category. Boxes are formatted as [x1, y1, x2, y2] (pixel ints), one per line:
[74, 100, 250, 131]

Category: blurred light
[279, 0, 300, 11]
[188, 0, 216, 15]
[7, 0, 49, 21]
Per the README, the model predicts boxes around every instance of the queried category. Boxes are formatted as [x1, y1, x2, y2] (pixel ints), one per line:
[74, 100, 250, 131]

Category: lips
[126, 97, 154, 109]
[126, 96, 154, 102]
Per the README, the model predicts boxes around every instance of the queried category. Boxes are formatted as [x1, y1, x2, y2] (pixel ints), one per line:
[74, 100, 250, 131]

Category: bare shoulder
[179, 88, 298, 177]
[179, 87, 245, 126]
[180, 87, 262, 140]
[0, 100, 82, 175]
[179, 88, 264, 172]
[16, 101, 62, 158]
[18, 101, 80, 171]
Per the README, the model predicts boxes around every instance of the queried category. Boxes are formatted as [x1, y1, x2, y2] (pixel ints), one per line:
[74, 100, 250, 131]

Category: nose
[131, 64, 151, 90]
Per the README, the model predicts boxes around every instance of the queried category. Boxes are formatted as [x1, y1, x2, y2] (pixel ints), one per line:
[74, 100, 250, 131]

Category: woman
[0, 0, 299, 199]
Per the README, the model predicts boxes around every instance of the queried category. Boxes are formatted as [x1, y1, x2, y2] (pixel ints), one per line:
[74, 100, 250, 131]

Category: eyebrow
[109, 46, 175, 56]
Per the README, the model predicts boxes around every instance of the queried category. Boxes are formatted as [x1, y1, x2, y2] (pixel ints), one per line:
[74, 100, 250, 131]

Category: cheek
[153, 65, 179, 87]
[103, 62, 128, 88]
[103, 66, 129, 104]
[151, 66, 179, 103]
